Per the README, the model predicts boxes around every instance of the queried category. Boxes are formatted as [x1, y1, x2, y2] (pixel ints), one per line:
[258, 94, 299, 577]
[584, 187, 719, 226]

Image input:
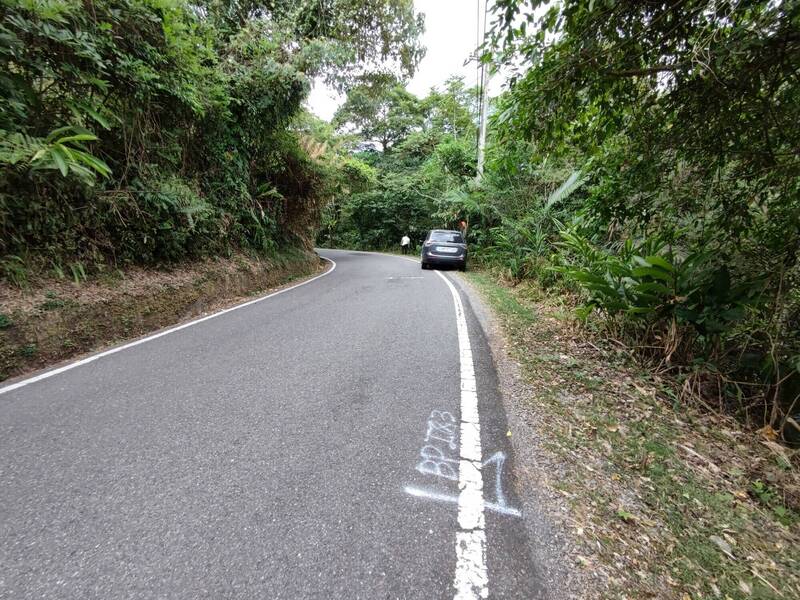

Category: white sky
[306, 0, 503, 121]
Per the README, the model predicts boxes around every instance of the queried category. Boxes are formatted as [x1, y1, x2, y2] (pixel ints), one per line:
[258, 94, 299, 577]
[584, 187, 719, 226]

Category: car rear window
[429, 231, 464, 243]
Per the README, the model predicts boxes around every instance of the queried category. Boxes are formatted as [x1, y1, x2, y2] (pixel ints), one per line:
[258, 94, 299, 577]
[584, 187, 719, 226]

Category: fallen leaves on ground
[469, 274, 800, 600]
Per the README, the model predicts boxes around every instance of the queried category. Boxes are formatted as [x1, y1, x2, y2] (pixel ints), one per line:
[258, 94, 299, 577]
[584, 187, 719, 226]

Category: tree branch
[607, 63, 690, 77]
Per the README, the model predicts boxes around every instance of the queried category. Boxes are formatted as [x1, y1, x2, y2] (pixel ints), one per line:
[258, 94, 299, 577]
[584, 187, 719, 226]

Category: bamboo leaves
[1, 126, 111, 184]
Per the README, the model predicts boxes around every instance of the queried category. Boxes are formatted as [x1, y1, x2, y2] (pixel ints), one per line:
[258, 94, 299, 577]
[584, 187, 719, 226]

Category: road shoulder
[454, 270, 588, 600]
[0, 250, 326, 385]
[458, 271, 800, 600]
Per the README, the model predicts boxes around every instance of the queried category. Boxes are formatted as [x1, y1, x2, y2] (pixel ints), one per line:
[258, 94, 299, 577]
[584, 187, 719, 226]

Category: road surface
[0, 250, 545, 599]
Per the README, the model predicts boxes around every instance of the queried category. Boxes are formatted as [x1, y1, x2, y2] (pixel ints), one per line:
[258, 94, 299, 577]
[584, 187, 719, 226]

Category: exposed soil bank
[0, 250, 322, 382]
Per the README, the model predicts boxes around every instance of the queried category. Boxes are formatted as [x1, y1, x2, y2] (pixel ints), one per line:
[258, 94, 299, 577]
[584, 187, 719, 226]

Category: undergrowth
[465, 270, 800, 600]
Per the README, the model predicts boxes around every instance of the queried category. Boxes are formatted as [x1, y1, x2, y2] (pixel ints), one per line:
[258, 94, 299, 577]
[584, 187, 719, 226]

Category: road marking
[0, 258, 337, 396]
[404, 485, 522, 518]
[432, 269, 489, 599]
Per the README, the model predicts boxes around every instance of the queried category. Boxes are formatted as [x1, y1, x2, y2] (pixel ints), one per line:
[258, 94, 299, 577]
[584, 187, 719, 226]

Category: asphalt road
[0, 249, 545, 599]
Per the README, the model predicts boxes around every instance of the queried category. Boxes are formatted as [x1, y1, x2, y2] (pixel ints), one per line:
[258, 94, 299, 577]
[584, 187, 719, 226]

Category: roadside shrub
[557, 229, 763, 352]
[0, 0, 425, 281]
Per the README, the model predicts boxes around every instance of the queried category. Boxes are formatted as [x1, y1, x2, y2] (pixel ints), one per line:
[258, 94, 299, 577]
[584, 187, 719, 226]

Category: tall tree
[199, 0, 426, 88]
[485, 0, 800, 267]
[333, 81, 425, 151]
[421, 76, 477, 140]
[0, 0, 427, 275]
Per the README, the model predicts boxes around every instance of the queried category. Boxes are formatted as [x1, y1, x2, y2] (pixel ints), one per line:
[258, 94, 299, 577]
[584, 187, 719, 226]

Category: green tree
[422, 76, 477, 140]
[333, 81, 425, 151]
[490, 0, 800, 240]
[478, 0, 800, 435]
[199, 0, 426, 87]
[0, 0, 426, 277]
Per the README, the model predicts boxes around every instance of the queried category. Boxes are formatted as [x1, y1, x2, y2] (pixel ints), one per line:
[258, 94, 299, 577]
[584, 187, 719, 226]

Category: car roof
[429, 229, 460, 234]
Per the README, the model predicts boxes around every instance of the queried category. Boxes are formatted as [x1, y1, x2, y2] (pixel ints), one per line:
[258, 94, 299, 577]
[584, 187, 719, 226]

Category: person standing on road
[400, 234, 411, 254]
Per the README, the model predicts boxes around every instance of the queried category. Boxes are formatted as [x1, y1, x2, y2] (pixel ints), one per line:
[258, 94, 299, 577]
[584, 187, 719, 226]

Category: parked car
[420, 229, 467, 271]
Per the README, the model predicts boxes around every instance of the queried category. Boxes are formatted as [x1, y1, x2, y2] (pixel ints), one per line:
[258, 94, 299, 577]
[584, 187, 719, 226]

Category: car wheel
[459, 262, 467, 272]
[421, 262, 428, 270]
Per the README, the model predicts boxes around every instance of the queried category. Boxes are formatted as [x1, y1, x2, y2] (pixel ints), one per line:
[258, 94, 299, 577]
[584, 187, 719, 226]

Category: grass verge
[465, 271, 800, 600]
[0, 248, 322, 382]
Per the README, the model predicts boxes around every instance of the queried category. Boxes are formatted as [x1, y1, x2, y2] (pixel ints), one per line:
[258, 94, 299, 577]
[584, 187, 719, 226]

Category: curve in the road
[0, 257, 337, 397]
[0, 250, 542, 599]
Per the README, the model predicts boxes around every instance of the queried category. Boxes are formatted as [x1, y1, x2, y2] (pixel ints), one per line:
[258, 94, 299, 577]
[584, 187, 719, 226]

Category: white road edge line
[432, 268, 489, 599]
[0, 257, 337, 396]
[348, 251, 490, 591]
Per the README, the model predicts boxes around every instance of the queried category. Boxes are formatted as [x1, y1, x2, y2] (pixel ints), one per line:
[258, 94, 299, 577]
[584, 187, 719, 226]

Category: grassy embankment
[0, 249, 322, 382]
[465, 270, 800, 600]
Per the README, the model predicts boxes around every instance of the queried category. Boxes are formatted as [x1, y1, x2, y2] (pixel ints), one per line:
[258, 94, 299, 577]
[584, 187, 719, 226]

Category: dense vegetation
[321, 75, 478, 247]
[324, 0, 800, 443]
[0, 0, 423, 284]
[3, 0, 798, 441]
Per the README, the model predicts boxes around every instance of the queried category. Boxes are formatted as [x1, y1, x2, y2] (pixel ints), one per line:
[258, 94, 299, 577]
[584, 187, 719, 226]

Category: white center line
[433, 269, 489, 599]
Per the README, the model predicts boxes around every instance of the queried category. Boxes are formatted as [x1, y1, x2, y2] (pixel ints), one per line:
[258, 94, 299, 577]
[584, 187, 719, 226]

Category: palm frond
[544, 169, 587, 212]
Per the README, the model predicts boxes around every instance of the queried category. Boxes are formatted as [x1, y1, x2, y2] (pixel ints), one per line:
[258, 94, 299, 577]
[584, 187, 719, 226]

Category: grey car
[420, 229, 467, 271]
